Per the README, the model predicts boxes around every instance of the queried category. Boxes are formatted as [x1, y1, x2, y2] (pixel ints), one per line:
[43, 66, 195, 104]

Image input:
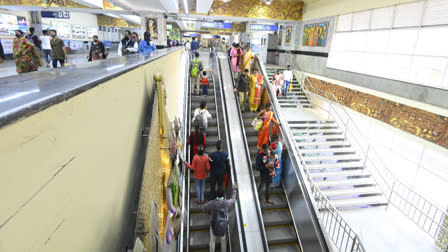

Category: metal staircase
[265, 68, 311, 108]
[265, 67, 388, 210]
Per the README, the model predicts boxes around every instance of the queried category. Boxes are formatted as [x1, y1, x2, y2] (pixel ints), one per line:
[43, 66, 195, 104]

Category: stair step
[306, 161, 364, 170]
[321, 196, 388, 210]
[300, 147, 356, 155]
[314, 178, 376, 189]
[269, 243, 301, 252]
[189, 229, 224, 250]
[297, 141, 351, 148]
[262, 209, 293, 226]
[309, 170, 370, 179]
[323, 187, 383, 199]
[191, 96, 215, 102]
[295, 135, 345, 141]
[259, 194, 288, 210]
[292, 128, 342, 134]
[303, 154, 361, 162]
[265, 226, 297, 245]
[278, 100, 310, 104]
[281, 104, 312, 108]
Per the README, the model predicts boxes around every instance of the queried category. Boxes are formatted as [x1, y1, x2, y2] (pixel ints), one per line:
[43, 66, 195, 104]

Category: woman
[188, 124, 206, 163]
[13, 30, 41, 74]
[132, 32, 140, 44]
[249, 69, 263, 112]
[271, 135, 283, 188]
[88, 35, 106, 61]
[256, 103, 279, 150]
[139, 31, 157, 53]
[242, 45, 254, 74]
[185, 145, 210, 204]
[230, 43, 243, 79]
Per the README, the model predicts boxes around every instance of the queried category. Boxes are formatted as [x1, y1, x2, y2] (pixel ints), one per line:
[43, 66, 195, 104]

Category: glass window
[387, 28, 418, 55]
[352, 10, 371, 31]
[336, 14, 352, 32]
[393, 1, 424, 28]
[415, 26, 448, 57]
[423, 0, 448, 26]
[370, 6, 394, 29]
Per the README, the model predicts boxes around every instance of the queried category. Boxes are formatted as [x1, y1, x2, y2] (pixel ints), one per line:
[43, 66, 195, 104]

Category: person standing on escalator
[184, 145, 210, 204]
[209, 140, 230, 200]
[256, 144, 274, 204]
[188, 124, 206, 163]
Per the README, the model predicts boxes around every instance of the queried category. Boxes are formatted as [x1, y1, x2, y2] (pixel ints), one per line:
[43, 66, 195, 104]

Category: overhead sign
[249, 24, 278, 31]
[41, 11, 70, 19]
[201, 22, 232, 29]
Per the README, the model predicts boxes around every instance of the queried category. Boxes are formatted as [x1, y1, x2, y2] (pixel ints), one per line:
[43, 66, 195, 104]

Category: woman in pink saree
[230, 43, 243, 79]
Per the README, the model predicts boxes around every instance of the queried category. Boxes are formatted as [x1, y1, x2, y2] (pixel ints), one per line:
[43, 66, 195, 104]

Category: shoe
[266, 199, 273, 204]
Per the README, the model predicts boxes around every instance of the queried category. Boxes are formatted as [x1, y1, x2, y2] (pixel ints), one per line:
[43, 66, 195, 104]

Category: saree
[230, 47, 241, 73]
[249, 74, 262, 112]
[257, 111, 277, 149]
[13, 37, 41, 74]
[242, 49, 254, 73]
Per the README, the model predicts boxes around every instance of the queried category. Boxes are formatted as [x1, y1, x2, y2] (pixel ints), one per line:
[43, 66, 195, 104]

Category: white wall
[42, 12, 98, 40]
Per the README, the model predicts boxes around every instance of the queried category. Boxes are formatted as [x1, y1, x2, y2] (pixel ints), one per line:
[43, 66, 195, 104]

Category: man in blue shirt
[208, 140, 230, 200]
[190, 37, 199, 60]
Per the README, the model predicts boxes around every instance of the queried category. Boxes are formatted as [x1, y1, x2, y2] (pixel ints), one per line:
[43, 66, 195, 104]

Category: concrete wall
[0, 50, 183, 252]
[302, 0, 416, 21]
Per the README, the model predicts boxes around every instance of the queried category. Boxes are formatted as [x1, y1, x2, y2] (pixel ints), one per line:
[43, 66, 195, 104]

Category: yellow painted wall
[0, 49, 182, 252]
[302, 0, 416, 21]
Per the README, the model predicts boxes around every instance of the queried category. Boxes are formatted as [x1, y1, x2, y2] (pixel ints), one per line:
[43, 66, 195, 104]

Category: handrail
[284, 50, 448, 249]
[258, 58, 360, 252]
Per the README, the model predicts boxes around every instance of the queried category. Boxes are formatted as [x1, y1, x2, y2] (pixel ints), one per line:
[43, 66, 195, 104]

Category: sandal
[266, 199, 273, 204]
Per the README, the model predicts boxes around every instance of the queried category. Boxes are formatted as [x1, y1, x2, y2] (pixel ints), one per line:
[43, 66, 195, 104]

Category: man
[201, 184, 238, 252]
[256, 144, 273, 204]
[49, 30, 67, 68]
[191, 37, 199, 60]
[39, 30, 52, 67]
[118, 30, 138, 56]
[167, 36, 171, 48]
[234, 69, 250, 113]
[219, 38, 227, 53]
[282, 65, 293, 96]
[190, 52, 203, 96]
[26, 27, 41, 51]
[209, 140, 230, 200]
[185, 40, 191, 52]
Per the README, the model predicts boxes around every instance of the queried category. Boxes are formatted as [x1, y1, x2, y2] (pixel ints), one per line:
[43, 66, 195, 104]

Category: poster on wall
[146, 18, 158, 39]
[64, 40, 84, 50]
[0, 38, 13, 54]
[302, 22, 328, 47]
[17, 16, 28, 33]
[0, 14, 19, 35]
[87, 26, 97, 39]
[72, 24, 86, 39]
[285, 26, 292, 46]
[278, 25, 284, 46]
[52, 22, 70, 38]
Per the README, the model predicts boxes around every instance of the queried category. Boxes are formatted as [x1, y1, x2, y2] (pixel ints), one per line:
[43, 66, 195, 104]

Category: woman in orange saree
[256, 103, 279, 150]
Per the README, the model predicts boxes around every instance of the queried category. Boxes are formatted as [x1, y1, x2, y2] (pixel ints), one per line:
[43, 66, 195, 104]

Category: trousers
[257, 177, 271, 201]
[193, 76, 201, 95]
[209, 226, 226, 252]
[238, 92, 248, 112]
[195, 179, 206, 201]
[282, 80, 291, 96]
[210, 173, 224, 200]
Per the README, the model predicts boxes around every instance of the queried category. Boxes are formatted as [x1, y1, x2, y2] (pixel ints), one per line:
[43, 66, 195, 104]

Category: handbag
[251, 117, 263, 131]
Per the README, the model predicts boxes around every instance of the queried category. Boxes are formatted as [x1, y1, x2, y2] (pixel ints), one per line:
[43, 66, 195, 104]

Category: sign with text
[201, 22, 232, 29]
[249, 24, 278, 31]
[41, 11, 70, 19]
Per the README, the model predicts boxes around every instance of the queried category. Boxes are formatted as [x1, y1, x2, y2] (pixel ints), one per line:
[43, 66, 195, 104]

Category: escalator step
[189, 212, 210, 230]
[189, 230, 224, 250]
[265, 225, 297, 245]
[269, 243, 301, 252]
[262, 209, 293, 226]
[259, 193, 288, 210]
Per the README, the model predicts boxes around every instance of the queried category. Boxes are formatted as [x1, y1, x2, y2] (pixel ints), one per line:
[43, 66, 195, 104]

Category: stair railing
[258, 58, 366, 252]
[284, 50, 448, 250]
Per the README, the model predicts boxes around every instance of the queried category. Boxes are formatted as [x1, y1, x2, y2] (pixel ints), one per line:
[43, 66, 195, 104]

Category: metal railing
[257, 58, 365, 252]
[284, 50, 448, 250]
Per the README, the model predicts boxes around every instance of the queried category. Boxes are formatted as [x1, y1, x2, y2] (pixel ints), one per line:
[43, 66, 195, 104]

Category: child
[201, 71, 209, 96]
[268, 143, 279, 177]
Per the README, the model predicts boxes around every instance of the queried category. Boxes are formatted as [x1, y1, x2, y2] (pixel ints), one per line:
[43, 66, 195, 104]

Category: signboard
[63, 40, 84, 50]
[41, 11, 70, 19]
[183, 33, 198, 37]
[201, 22, 232, 29]
[249, 24, 278, 31]
[51, 22, 70, 38]
[0, 14, 19, 35]
[17, 16, 28, 33]
[72, 24, 86, 39]
[87, 27, 97, 39]
[0, 38, 13, 54]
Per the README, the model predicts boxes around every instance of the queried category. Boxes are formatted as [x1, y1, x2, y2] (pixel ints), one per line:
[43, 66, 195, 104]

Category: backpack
[193, 110, 205, 129]
[191, 59, 200, 77]
[211, 201, 228, 236]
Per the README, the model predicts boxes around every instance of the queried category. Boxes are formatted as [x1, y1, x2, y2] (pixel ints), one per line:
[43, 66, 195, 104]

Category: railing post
[363, 145, 370, 168]
[387, 181, 396, 210]
[350, 236, 358, 252]
[344, 118, 350, 140]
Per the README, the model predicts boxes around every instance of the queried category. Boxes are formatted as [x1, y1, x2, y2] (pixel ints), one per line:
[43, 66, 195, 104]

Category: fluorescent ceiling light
[183, 0, 188, 14]
[121, 14, 141, 24]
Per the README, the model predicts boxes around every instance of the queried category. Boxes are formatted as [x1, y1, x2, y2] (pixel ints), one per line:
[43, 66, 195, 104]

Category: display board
[72, 24, 86, 39]
[201, 22, 232, 29]
[86, 26, 97, 39]
[249, 24, 278, 31]
[0, 14, 24, 35]
[302, 22, 328, 47]
[17, 16, 28, 33]
[41, 11, 70, 19]
[63, 40, 84, 50]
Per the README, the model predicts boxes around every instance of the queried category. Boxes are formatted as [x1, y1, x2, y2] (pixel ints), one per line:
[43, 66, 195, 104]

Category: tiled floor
[0, 52, 118, 78]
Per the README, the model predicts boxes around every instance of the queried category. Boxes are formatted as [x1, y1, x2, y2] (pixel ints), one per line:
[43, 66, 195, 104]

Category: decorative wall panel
[0, 0, 87, 7]
[204, 0, 303, 21]
[201, 22, 246, 33]
[306, 76, 448, 149]
[97, 15, 140, 28]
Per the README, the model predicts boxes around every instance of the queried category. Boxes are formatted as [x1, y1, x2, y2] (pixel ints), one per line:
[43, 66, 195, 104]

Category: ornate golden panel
[201, 22, 246, 33]
[97, 15, 140, 28]
[188, 0, 303, 21]
[0, 0, 88, 8]
[307, 77, 448, 149]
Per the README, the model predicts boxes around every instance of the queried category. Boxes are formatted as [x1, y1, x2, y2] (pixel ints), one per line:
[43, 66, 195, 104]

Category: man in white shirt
[39, 30, 52, 67]
[118, 30, 138, 56]
[193, 101, 212, 135]
[185, 40, 191, 51]
[282, 65, 293, 96]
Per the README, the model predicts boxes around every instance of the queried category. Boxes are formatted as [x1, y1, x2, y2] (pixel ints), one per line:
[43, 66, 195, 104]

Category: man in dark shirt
[190, 37, 199, 60]
[209, 140, 230, 200]
[49, 29, 66, 68]
[26, 27, 41, 51]
[234, 68, 250, 113]
[256, 144, 273, 203]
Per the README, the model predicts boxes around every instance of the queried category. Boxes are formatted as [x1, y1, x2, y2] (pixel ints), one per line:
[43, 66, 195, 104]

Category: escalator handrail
[219, 53, 269, 251]
[256, 59, 330, 252]
[213, 52, 247, 251]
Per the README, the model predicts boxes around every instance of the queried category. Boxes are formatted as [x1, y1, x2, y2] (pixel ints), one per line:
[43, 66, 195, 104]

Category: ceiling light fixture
[266, 0, 272, 5]
[183, 0, 189, 14]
